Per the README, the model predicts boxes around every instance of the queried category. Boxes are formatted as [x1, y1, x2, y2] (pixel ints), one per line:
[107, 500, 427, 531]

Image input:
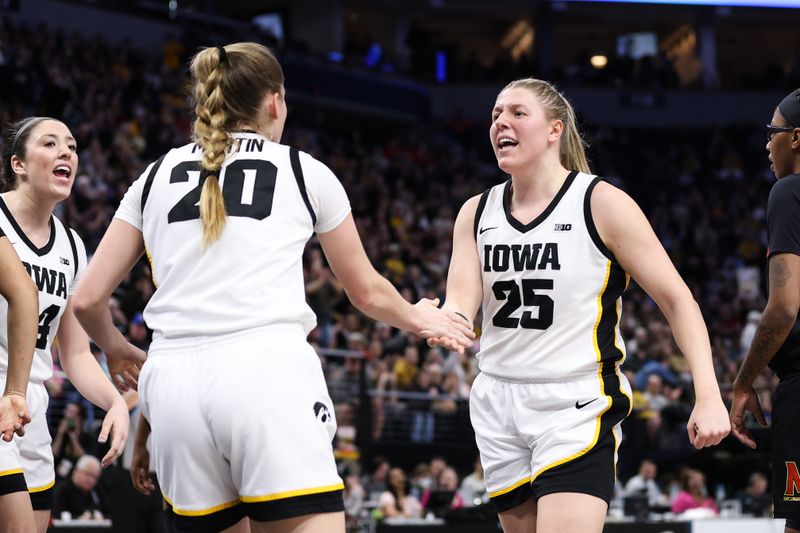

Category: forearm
[661, 296, 719, 400]
[4, 290, 38, 397]
[134, 411, 150, 449]
[735, 305, 795, 389]
[441, 294, 481, 324]
[74, 302, 130, 359]
[61, 350, 122, 411]
[347, 276, 422, 335]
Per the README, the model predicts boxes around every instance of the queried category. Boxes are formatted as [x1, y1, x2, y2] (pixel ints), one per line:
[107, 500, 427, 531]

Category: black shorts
[772, 375, 800, 521]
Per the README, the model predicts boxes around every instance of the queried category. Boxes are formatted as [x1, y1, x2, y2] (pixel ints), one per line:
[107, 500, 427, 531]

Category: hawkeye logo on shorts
[785, 461, 800, 501]
[314, 402, 332, 424]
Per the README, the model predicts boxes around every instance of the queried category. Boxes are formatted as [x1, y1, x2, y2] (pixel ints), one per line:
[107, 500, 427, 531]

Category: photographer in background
[52, 402, 95, 479]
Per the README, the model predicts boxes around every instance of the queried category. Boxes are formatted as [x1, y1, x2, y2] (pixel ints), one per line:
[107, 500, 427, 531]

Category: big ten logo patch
[785, 461, 800, 501]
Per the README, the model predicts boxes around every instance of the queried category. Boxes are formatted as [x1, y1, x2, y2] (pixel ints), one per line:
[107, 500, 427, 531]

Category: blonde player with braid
[74, 43, 474, 533]
[429, 78, 730, 533]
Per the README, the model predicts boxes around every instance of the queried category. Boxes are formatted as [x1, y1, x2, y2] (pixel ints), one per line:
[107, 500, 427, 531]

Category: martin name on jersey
[0, 196, 85, 384]
[475, 172, 628, 381]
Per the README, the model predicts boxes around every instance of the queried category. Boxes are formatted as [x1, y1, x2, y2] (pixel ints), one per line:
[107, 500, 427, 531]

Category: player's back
[116, 132, 350, 340]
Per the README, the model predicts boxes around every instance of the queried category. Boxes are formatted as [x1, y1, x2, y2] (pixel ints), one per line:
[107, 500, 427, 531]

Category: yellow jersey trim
[144, 244, 157, 288]
[531, 260, 613, 483]
[162, 482, 344, 515]
[240, 482, 344, 503]
[488, 476, 532, 498]
[28, 479, 55, 493]
[162, 493, 241, 517]
[0, 468, 23, 477]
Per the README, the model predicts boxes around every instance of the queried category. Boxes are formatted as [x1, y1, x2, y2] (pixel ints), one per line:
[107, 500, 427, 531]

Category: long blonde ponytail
[189, 43, 284, 248]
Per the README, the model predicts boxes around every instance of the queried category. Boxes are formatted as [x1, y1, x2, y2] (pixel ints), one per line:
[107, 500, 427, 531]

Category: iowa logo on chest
[22, 262, 68, 299]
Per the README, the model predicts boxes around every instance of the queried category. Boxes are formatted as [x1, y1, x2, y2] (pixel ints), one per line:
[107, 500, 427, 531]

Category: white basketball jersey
[0, 195, 86, 383]
[114, 132, 351, 340]
[475, 172, 628, 381]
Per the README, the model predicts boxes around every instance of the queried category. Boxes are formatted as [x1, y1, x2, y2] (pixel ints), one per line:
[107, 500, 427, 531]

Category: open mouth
[497, 137, 518, 152]
[53, 165, 72, 179]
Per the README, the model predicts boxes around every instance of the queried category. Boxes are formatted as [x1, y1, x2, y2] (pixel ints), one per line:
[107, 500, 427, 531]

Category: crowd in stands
[0, 14, 786, 529]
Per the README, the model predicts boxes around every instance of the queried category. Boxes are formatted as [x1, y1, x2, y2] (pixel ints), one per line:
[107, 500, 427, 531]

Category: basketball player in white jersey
[0, 117, 130, 533]
[73, 42, 474, 533]
[429, 79, 731, 533]
[0, 219, 40, 532]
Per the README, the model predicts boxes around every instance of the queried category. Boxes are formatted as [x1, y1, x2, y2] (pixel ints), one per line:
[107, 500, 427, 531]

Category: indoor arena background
[2, 0, 799, 531]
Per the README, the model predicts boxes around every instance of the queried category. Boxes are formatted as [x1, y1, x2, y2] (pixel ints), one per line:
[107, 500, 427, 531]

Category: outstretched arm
[427, 195, 483, 350]
[592, 181, 729, 448]
[317, 214, 474, 352]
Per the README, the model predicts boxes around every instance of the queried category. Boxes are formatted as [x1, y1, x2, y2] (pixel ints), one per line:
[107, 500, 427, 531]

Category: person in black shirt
[730, 88, 800, 533]
[53, 455, 106, 521]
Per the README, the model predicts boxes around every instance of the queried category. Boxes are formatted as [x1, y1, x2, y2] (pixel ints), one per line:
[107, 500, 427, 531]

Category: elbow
[766, 302, 799, 331]
[72, 287, 101, 322]
[658, 287, 699, 319]
[347, 284, 378, 315]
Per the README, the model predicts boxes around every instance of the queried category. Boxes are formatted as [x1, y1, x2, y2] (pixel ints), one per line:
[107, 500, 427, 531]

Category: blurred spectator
[54, 455, 106, 521]
[363, 457, 391, 500]
[420, 466, 464, 516]
[671, 469, 718, 516]
[739, 310, 762, 356]
[127, 313, 150, 350]
[52, 402, 95, 479]
[459, 456, 487, 506]
[378, 467, 423, 519]
[737, 471, 772, 517]
[624, 459, 666, 506]
[343, 467, 366, 528]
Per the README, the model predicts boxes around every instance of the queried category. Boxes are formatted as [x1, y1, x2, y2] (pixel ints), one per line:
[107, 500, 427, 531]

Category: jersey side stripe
[141, 154, 166, 214]
[473, 188, 492, 241]
[289, 148, 317, 227]
[61, 221, 79, 278]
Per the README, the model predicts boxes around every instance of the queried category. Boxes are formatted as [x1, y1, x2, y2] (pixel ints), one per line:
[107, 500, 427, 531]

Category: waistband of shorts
[480, 368, 618, 384]
[149, 324, 308, 354]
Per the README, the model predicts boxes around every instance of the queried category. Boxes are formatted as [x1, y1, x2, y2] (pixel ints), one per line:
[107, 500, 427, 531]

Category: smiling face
[10, 119, 77, 202]
[490, 87, 563, 175]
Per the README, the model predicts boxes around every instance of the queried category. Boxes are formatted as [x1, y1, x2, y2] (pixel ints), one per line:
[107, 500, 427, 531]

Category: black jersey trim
[140, 155, 166, 215]
[59, 219, 79, 278]
[290, 147, 317, 227]
[502, 171, 578, 233]
[584, 177, 616, 262]
[29, 485, 55, 510]
[0, 196, 56, 257]
[595, 262, 628, 368]
[0, 471, 26, 497]
[473, 188, 492, 241]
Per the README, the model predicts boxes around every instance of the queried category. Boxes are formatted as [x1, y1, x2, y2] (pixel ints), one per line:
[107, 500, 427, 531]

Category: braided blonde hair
[502, 78, 591, 174]
[190, 42, 284, 247]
